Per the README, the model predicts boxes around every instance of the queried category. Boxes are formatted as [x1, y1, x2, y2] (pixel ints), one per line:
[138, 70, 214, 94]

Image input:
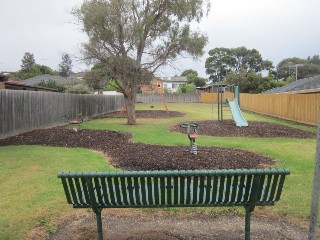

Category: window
[157, 83, 161, 88]
[172, 83, 179, 89]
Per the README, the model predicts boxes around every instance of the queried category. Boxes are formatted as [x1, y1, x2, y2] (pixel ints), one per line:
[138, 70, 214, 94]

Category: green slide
[228, 98, 248, 127]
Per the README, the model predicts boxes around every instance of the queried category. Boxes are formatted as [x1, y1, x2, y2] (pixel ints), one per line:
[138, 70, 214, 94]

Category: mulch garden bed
[0, 110, 315, 171]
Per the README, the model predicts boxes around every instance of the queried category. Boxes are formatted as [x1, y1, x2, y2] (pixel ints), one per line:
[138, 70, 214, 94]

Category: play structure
[217, 84, 248, 127]
[180, 122, 199, 155]
[62, 113, 83, 130]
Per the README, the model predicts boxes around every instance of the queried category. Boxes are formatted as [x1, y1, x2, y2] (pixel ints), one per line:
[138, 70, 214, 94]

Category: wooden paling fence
[201, 92, 320, 126]
[240, 93, 320, 126]
[0, 90, 124, 139]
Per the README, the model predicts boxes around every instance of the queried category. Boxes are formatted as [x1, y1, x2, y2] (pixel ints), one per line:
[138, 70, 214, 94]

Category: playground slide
[228, 98, 248, 127]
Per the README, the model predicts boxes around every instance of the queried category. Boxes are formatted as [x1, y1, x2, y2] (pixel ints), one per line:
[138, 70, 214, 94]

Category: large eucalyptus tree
[73, 0, 210, 124]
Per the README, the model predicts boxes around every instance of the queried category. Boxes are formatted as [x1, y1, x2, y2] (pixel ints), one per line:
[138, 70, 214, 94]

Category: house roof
[22, 74, 69, 85]
[1, 81, 57, 92]
[263, 76, 320, 94]
[160, 76, 187, 83]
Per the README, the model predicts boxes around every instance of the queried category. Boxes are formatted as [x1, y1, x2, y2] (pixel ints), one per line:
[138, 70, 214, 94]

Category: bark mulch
[0, 128, 274, 170]
[172, 120, 316, 138]
[93, 110, 185, 119]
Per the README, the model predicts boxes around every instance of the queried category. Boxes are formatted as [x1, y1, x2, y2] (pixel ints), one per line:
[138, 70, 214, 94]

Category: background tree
[58, 53, 73, 77]
[307, 55, 320, 65]
[181, 69, 207, 87]
[84, 63, 108, 90]
[276, 57, 320, 81]
[20, 52, 35, 72]
[177, 83, 196, 93]
[73, 0, 210, 125]
[226, 70, 273, 93]
[205, 46, 273, 82]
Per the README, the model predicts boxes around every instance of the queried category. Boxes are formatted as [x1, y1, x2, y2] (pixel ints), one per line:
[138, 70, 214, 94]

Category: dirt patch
[45, 210, 308, 240]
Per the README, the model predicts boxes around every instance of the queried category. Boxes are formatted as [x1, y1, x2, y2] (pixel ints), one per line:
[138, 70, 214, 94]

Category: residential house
[140, 78, 164, 94]
[23, 74, 69, 86]
[263, 76, 320, 94]
[0, 76, 57, 92]
[162, 76, 187, 93]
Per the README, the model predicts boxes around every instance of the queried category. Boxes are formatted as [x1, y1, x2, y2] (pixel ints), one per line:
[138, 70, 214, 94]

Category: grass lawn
[0, 103, 318, 239]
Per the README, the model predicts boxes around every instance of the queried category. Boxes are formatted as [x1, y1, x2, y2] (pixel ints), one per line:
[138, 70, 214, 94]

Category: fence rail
[0, 90, 124, 139]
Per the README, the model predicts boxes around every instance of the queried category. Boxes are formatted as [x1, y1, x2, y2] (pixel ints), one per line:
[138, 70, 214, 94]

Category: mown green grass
[0, 146, 118, 239]
[0, 102, 317, 239]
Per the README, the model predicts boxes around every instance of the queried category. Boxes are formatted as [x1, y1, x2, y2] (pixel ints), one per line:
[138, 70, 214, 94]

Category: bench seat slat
[80, 177, 90, 206]
[100, 177, 111, 205]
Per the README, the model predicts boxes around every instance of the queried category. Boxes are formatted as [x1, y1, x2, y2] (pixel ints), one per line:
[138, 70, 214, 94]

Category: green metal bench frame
[58, 168, 290, 240]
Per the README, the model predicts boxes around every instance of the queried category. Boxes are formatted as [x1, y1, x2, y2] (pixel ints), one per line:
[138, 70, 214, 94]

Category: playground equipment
[227, 98, 248, 127]
[217, 84, 248, 127]
[180, 122, 199, 155]
[62, 113, 83, 131]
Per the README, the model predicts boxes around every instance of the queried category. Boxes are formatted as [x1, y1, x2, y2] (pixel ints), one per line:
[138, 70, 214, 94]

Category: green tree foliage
[65, 84, 90, 94]
[226, 70, 275, 93]
[58, 53, 73, 77]
[20, 52, 35, 71]
[84, 63, 108, 90]
[18, 64, 54, 80]
[73, 0, 210, 124]
[205, 46, 273, 82]
[276, 57, 320, 81]
[177, 83, 196, 93]
[307, 55, 320, 65]
[181, 69, 207, 87]
[36, 80, 66, 92]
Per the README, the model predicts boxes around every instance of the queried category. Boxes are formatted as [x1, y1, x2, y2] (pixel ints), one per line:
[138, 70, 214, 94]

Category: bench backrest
[58, 168, 289, 210]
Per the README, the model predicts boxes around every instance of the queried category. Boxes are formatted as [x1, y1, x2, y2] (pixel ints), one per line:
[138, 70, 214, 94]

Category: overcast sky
[1, 0, 320, 78]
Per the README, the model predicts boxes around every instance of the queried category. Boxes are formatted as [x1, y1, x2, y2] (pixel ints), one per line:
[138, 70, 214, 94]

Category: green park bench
[57, 168, 290, 240]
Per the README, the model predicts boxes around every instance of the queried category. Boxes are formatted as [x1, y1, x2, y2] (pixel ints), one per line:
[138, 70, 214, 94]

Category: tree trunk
[124, 91, 136, 125]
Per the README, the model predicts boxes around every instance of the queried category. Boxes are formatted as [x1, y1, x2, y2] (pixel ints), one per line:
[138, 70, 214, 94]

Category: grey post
[309, 112, 320, 240]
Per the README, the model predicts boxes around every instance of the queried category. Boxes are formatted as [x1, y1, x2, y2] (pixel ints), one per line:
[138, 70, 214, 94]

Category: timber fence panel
[0, 90, 124, 139]
[239, 93, 320, 126]
[136, 93, 200, 103]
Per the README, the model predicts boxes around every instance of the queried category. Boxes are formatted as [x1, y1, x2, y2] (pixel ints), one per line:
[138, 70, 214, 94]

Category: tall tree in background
[205, 46, 273, 82]
[276, 57, 320, 81]
[58, 53, 73, 77]
[181, 69, 206, 87]
[73, 0, 210, 125]
[20, 52, 35, 72]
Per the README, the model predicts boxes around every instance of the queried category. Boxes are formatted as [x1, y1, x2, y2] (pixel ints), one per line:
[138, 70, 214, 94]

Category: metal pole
[309, 111, 320, 239]
[96, 212, 104, 240]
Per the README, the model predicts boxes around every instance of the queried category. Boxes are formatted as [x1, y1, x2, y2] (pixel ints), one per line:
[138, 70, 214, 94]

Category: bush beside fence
[0, 90, 124, 139]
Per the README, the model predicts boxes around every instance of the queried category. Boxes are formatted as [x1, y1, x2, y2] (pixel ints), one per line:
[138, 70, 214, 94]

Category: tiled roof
[263, 76, 320, 94]
[22, 74, 69, 85]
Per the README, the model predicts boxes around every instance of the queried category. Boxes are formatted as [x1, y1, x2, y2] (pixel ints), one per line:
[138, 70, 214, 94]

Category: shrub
[65, 84, 90, 94]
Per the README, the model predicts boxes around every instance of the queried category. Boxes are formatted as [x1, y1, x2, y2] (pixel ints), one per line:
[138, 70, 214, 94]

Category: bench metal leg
[96, 211, 103, 240]
[244, 206, 255, 240]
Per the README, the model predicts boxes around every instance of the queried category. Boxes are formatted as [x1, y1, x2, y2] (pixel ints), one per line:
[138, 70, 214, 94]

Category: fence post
[308, 111, 320, 240]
